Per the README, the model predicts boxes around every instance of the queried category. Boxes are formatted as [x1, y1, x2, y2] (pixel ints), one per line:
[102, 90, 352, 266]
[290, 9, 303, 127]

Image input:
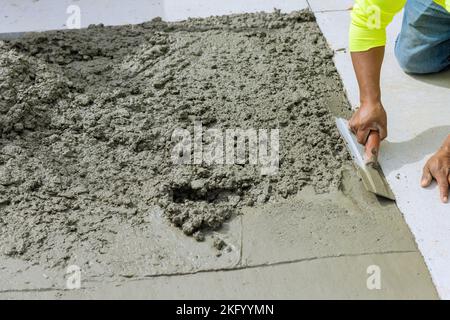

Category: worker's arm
[348, 1, 449, 203]
[348, 0, 406, 144]
[349, 47, 387, 145]
[422, 135, 450, 203]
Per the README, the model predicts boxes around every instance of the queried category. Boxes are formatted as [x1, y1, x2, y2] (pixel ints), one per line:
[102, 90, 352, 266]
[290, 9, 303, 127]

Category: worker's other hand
[349, 101, 387, 145]
[421, 137, 450, 203]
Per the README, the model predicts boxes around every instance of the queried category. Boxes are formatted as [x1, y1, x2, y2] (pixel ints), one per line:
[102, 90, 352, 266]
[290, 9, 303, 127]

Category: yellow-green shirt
[350, 0, 450, 52]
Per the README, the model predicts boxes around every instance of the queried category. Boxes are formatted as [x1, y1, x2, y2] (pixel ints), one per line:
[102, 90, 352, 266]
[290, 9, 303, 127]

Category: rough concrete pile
[0, 10, 350, 267]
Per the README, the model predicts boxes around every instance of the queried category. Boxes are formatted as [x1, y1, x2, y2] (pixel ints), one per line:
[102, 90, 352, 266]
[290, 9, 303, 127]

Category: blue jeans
[395, 0, 450, 74]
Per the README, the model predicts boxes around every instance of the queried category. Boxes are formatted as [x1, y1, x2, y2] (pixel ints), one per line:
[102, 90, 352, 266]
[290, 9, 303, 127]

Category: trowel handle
[365, 130, 380, 164]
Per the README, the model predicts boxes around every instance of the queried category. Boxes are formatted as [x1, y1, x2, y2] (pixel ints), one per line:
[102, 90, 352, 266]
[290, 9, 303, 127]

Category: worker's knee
[394, 0, 450, 74]
[395, 41, 450, 74]
[395, 52, 441, 74]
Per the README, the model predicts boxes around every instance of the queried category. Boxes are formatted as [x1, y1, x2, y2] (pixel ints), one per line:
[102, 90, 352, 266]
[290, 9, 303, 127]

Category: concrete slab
[307, 0, 354, 12]
[314, 7, 450, 298]
[163, 0, 309, 21]
[334, 52, 359, 108]
[242, 169, 417, 266]
[314, 10, 351, 54]
[317, 10, 403, 107]
[314, 11, 351, 52]
[0, 0, 309, 33]
[0, 0, 165, 32]
[0, 252, 437, 299]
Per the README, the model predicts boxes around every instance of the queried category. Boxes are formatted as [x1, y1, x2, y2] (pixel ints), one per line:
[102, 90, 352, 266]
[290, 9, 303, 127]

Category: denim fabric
[395, 0, 450, 74]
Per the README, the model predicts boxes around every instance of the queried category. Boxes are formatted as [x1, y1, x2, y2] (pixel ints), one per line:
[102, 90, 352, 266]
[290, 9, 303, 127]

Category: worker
[348, 0, 450, 203]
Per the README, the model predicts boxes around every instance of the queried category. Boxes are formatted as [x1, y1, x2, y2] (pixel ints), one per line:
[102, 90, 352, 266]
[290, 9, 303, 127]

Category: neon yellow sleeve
[349, 0, 407, 52]
[435, 0, 450, 11]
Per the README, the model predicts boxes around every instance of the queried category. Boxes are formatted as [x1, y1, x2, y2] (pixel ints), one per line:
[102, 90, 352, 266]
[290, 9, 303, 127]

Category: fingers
[421, 166, 433, 187]
[348, 109, 363, 136]
[356, 128, 371, 145]
[349, 111, 386, 145]
[377, 125, 387, 141]
[435, 173, 449, 203]
[348, 114, 357, 135]
[421, 165, 449, 203]
[364, 131, 380, 163]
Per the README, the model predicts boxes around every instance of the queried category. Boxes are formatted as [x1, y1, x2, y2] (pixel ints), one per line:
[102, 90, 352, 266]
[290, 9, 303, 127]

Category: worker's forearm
[351, 46, 385, 104]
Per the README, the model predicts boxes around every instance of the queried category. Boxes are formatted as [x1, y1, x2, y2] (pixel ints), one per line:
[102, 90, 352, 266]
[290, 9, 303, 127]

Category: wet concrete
[0, 9, 438, 298]
[0, 10, 349, 271]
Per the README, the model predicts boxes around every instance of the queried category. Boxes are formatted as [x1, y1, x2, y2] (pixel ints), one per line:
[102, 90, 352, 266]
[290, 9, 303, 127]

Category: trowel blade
[335, 118, 396, 201]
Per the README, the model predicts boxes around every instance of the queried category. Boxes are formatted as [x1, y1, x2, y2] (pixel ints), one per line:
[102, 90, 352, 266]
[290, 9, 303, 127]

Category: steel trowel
[335, 118, 395, 200]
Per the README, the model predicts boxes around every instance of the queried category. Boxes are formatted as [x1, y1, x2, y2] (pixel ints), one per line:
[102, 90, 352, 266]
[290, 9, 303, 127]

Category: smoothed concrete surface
[163, 0, 309, 21]
[0, 252, 438, 299]
[307, 0, 354, 12]
[242, 169, 417, 266]
[0, 210, 241, 291]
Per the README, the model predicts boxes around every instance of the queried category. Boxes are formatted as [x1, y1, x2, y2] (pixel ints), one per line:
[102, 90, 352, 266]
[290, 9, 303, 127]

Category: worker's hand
[349, 101, 387, 145]
[421, 136, 450, 203]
